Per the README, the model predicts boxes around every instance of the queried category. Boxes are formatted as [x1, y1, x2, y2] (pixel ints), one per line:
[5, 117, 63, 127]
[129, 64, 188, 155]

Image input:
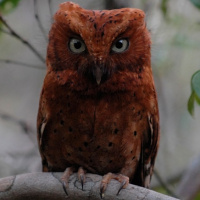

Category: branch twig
[0, 59, 45, 70]
[0, 27, 12, 35]
[0, 15, 45, 63]
[33, 0, 48, 42]
[0, 112, 34, 135]
[48, 0, 54, 22]
[154, 169, 177, 198]
[176, 155, 200, 200]
[0, 111, 37, 145]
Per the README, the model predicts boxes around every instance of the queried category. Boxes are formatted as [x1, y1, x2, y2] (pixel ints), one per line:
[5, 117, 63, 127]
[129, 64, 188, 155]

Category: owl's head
[47, 2, 151, 91]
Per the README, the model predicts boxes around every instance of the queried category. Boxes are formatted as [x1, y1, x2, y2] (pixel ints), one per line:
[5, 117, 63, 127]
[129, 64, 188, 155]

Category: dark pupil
[74, 41, 82, 49]
[116, 40, 123, 49]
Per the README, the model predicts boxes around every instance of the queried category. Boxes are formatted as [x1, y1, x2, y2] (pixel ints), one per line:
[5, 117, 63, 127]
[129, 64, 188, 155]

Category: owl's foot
[61, 166, 86, 195]
[61, 167, 74, 195]
[77, 166, 86, 190]
[100, 173, 129, 198]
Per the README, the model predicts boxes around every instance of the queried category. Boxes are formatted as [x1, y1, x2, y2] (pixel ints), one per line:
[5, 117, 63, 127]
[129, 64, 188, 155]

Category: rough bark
[0, 172, 179, 200]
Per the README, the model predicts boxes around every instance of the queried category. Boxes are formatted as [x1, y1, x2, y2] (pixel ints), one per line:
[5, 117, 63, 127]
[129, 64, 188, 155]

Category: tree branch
[33, 0, 48, 42]
[0, 172, 179, 200]
[0, 27, 12, 35]
[0, 15, 45, 63]
[176, 155, 200, 200]
[48, 0, 54, 22]
[0, 111, 34, 134]
[104, 0, 129, 9]
[154, 169, 177, 197]
[0, 59, 45, 70]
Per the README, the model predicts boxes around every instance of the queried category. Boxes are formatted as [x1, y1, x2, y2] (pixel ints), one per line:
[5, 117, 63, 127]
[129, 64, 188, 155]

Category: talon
[100, 186, 105, 199]
[78, 167, 86, 191]
[62, 181, 68, 195]
[100, 172, 129, 196]
[100, 192, 104, 199]
[100, 181, 107, 198]
[117, 180, 126, 195]
[61, 167, 75, 196]
[80, 174, 84, 190]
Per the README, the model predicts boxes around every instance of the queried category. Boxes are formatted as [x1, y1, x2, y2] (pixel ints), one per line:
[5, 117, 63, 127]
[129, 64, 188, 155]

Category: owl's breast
[38, 81, 154, 175]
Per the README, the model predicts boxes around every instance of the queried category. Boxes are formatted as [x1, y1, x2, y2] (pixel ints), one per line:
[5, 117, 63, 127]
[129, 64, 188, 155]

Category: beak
[93, 65, 103, 85]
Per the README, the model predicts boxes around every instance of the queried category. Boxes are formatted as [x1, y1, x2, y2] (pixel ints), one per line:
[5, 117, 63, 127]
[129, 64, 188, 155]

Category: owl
[37, 1, 160, 197]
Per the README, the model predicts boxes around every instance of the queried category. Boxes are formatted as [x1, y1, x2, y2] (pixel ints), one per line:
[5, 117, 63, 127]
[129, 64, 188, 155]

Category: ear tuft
[59, 2, 81, 12]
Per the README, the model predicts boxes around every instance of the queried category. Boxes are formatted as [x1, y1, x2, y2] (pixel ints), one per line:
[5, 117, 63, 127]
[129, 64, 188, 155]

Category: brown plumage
[37, 1, 160, 194]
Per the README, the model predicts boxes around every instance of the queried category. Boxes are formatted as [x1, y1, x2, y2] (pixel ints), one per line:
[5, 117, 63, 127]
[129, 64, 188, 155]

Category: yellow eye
[111, 39, 129, 53]
[69, 38, 86, 53]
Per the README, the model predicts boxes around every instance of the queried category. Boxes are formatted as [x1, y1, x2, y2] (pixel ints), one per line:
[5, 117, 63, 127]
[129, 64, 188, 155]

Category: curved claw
[61, 167, 75, 196]
[117, 180, 126, 196]
[100, 172, 129, 198]
[80, 174, 84, 190]
[78, 167, 86, 191]
[100, 185, 105, 199]
[62, 181, 68, 196]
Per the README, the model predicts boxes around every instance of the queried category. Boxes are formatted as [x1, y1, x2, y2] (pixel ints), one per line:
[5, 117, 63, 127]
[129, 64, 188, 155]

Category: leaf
[161, 0, 169, 18]
[190, 0, 200, 9]
[0, 0, 21, 13]
[195, 93, 200, 105]
[191, 70, 200, 98]
[188, 70, 200, 116]
[188, 91, 195, 116]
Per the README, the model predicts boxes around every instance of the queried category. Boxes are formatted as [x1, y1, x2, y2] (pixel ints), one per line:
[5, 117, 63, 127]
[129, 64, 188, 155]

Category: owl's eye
[111, 39, 129, 53]
[69, 38, 86, 53]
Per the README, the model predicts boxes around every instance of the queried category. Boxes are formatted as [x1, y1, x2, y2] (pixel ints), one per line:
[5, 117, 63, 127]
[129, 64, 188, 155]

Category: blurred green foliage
[0, 0, 22, 34]
[188, 70, 200, 116]
[190, 0, 200, 9]
[0, 0, 21, 13]
[161, 0, 169, 18]
[195, 193, 200, 200]
[187, 0, 200, 116]
[155, 186, 168, 195]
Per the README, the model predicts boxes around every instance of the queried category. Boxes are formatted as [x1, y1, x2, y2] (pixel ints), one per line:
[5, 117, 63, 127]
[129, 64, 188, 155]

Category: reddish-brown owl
[37, 1, 160, 197]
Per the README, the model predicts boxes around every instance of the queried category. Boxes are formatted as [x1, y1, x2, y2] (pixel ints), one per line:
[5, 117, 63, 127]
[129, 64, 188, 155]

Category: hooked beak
[93, 65, 103, 85]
